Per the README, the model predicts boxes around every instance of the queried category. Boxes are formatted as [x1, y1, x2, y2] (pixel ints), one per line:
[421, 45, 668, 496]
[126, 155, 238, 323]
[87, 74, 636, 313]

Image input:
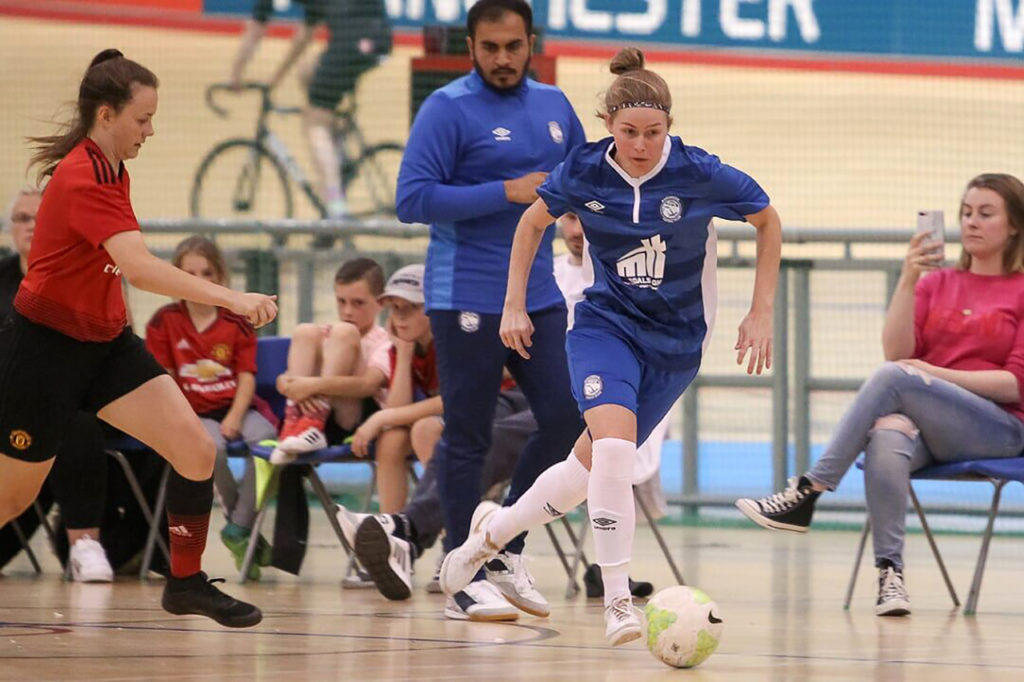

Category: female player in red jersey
[0, 49, 277, 627]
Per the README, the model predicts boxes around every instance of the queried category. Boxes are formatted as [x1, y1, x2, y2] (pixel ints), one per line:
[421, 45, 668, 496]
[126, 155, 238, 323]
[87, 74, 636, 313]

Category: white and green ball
[644, 586, 724, 668]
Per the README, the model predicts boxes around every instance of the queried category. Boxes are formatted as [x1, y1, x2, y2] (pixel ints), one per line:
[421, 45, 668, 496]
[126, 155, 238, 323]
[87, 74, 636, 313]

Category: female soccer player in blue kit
[440, 47, 782, 646]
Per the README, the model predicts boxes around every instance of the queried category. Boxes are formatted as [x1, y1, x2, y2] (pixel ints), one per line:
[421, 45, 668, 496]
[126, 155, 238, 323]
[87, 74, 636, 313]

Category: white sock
[488, 452, 590, 548]
[588, 437, 636, 606]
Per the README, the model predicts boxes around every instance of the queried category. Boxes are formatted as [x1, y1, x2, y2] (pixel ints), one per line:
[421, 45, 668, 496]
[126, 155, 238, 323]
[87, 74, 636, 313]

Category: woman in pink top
[736, 173, 1024, 617]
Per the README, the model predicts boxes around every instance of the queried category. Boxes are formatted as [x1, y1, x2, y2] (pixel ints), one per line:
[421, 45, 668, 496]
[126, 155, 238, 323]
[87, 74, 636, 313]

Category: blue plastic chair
[240, 336, 382, 583]
[845, 456, 1024, 615]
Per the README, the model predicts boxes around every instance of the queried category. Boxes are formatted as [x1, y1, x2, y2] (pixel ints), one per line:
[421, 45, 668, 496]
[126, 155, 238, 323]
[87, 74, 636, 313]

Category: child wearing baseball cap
[350, 264, 442, 513]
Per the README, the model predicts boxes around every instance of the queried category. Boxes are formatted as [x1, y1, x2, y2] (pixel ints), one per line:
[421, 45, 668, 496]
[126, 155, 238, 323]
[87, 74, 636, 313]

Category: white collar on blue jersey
[603, 135, 672, 188]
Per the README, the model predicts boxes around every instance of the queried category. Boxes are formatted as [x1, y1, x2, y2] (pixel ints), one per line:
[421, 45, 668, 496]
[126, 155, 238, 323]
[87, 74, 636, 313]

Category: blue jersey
[395, 71, 585, 314]
[537, 135, 770, 367]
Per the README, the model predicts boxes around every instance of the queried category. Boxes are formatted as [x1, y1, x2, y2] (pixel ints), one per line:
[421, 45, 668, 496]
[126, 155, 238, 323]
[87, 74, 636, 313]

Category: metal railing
[141, 218, 995, 513]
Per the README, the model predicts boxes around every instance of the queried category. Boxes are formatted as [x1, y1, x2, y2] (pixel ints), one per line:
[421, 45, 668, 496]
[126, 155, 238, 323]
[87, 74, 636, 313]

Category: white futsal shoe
[335, 504, 372, 549]
[485, 552, 550, 617]
[444, 580, 519, 622]
[604, 595, 643, 647]
[69, 535, 114, 583]
[439, 501, 502, 597]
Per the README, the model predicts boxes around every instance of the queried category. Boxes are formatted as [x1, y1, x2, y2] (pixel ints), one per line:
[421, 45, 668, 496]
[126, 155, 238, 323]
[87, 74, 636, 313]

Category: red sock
[167, 512, 210, 578]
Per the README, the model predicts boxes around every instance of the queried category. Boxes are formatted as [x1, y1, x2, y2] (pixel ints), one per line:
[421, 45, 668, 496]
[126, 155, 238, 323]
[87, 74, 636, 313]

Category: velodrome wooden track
[3, 514, 1024, 681]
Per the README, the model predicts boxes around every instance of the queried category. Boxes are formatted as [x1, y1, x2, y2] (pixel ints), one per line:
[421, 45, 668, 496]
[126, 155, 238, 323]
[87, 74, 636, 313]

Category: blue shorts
[566, 317, 699, 446]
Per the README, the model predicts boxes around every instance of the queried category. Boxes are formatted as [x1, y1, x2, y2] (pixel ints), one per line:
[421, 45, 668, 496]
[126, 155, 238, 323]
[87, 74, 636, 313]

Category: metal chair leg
[545, 524, 575, 586]
[10, 519, 42, 574]
[306, 464, 364, 580]
[107, 450, 171, 571]
[964, 479, 1006, 616]
[909, 484, 959, 608]
[140, 465, 170, 579]
[635, 490, 685, 585]
[565, 506, 590, 599]
[240, 466, 280, 583]
[843, 516, 870, 610]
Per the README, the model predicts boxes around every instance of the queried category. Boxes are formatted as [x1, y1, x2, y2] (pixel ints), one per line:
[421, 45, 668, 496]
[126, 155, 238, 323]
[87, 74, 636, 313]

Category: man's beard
[474, 55, 532, 93]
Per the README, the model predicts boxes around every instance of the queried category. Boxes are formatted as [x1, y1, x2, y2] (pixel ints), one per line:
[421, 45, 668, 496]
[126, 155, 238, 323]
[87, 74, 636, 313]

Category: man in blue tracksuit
[395, 0, 585, 622]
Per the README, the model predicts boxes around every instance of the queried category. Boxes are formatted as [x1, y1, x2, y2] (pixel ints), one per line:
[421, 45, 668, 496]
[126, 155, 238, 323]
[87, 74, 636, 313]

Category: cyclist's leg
[305, 43, 375, 218]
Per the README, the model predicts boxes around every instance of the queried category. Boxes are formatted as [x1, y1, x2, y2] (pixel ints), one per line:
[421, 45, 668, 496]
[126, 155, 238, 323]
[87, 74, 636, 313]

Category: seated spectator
[349, 264, 440, 513]
[0, 186, 114, 582]
[270, 257, 392, 462]
[145, 236, 277, 579]
[736, 173, 1024, 617]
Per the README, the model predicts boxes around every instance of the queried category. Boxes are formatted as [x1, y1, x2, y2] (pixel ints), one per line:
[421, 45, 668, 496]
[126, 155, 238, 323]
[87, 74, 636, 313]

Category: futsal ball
[643, 586, 724, 668]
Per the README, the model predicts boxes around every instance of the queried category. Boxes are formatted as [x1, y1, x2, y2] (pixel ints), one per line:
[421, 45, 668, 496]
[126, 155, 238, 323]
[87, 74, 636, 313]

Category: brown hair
[956, 173, 1024, 274]
[27, 49, 159, 184]
[172, 235, 229, 286]
[601, 48, 672, 119]
[334, 257, 385, 296]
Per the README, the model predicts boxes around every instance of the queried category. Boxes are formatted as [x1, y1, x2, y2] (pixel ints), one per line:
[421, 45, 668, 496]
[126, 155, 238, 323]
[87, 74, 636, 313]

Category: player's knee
[871, 413, 918, 438]
[410, 417, 442, 462]
[171, 427, 216, 480]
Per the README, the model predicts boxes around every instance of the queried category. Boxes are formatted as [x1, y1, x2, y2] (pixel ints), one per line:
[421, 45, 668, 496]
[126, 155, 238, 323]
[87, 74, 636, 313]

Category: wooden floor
[3, 513, 1024, 681]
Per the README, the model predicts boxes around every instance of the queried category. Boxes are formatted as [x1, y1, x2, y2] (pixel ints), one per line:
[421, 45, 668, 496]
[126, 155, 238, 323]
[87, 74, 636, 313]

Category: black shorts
[0, 312, 165, 462]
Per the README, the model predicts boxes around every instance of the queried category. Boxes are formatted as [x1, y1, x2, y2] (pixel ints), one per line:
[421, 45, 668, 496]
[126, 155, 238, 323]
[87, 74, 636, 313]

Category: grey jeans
[807, 361, 1024, 569]
[201, 410, 277, 529]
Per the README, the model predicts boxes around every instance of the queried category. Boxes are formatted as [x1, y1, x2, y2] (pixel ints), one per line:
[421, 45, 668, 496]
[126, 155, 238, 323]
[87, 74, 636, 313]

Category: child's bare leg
[321, 322, 365, 431]
[375, 427, 412, 513]
[410, 416, 443, 465]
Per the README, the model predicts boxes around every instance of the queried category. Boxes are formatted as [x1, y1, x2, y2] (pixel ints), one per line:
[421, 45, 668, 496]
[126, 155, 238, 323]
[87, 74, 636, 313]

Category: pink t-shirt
[320, 323, 393, 406]
[914, 269, 1024, 421]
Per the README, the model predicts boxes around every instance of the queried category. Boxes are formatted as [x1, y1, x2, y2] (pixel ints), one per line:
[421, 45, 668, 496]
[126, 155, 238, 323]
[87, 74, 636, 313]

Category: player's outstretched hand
[231, 292, 278, 329]
[500, 306, 535, 360]
[735, 310, 772, 375]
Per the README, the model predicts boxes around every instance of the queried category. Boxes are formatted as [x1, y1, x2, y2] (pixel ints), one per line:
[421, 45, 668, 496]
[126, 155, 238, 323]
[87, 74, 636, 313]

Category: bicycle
[190, 83, 405, 220]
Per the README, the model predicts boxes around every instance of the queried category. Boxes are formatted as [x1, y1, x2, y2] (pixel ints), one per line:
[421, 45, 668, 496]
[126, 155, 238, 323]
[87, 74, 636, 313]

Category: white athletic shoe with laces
[439, 501, 502, 597]
[604, 595, 643, 647]
[444, 580, 519, 622]
[426, 553, 444, 594]
[69, 536, 114, 583]
[277, 427, 327, 457]
[485, 552, 550, 617]
[355, 515, 413, 601]
[335, 504, 372, 549]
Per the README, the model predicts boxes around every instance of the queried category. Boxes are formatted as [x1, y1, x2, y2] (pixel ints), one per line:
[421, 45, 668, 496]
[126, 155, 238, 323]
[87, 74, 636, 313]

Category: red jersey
[388, 341, 440, 399]
[16, 138, 139, 341]
[145, 302, 258, 416]
[914, 269, 1024, 421]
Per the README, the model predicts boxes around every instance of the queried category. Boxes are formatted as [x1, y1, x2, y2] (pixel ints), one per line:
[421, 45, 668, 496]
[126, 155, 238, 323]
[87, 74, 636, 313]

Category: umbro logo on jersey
[592, 517, 617, 530]
[492, 127, 511, 141]
[584, 200, 605, 213]
[616, 235, 666, 290]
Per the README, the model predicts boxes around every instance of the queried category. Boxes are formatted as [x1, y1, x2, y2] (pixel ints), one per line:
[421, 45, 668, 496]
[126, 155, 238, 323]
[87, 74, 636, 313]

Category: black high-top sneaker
[876, 560, 911, 616]
[735, 476, 821, 532]
[162, 571, 262, 628]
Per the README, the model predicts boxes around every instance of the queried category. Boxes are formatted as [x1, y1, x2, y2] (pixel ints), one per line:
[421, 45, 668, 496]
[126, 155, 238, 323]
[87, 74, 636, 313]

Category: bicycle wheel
[342, 142, 404, 217]
[190, 139, 293, 220]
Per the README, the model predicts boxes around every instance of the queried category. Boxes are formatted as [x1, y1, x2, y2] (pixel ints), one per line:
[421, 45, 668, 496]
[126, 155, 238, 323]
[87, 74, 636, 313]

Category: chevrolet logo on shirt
[492, 127, 511, 141]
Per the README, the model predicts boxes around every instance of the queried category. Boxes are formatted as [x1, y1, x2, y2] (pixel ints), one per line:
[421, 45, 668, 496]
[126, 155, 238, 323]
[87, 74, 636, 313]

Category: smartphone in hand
[916, 210, 945, 244]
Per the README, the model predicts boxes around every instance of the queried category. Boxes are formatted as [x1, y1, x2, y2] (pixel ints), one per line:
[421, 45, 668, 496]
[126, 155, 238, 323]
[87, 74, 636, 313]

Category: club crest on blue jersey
[459, 311, 480, 332]
[616, 235, 666, 290]
[660, 195, 683, 222]
[583, 374, 603, 399]
[548, 121, 564, 144]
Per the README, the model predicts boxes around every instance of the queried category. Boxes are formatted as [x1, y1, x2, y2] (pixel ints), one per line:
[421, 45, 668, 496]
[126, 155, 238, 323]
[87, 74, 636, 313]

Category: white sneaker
[444, 580, 519, 622]
[69, 536, 114, 583]
[355, 515, 413, 601]
[876, 564, 911, 617]
[277, 427, 327, 456]
[604, 595, 642, 647]
[335, 504, 372, 549]
[485, 552, 549, 617]
[438, 501, 502, 597]
[268, 446, 298, 465]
